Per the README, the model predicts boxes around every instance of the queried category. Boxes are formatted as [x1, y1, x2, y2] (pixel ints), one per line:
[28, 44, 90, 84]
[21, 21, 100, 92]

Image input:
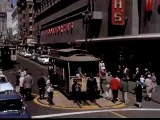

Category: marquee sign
[112, 0, 125, 25]
[42, 22, 74, 37]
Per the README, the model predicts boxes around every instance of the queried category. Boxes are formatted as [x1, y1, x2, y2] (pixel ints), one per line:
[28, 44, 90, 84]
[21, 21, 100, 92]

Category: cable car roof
[53, 54, 99, 62]
[56, 48, 88, 53]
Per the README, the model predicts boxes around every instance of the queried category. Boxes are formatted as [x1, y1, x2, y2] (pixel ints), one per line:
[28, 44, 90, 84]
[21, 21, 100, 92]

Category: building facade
[34, 0, 160, 83]
[0, 0, 13, 40]
[11, 6, 18, 41]
[17, 0, 35, 47]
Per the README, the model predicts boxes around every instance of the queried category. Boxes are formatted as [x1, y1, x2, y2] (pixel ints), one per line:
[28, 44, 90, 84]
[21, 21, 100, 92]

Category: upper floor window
[29, 13, 32, 17]
[29, 5, 33, 10]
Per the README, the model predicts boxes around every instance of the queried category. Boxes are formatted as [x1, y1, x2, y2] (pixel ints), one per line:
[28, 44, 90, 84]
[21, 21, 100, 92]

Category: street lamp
[82, 10, 92, 50]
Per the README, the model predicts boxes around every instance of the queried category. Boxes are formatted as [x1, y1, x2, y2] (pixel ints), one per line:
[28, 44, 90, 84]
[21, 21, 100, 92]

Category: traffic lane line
[32, 108, 160, 118]
[109, 111, 127, 118]
[32, 109, 127, 118]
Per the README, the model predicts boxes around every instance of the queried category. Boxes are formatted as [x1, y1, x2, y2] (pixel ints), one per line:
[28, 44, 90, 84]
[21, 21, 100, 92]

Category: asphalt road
[2, 55, 160, 118]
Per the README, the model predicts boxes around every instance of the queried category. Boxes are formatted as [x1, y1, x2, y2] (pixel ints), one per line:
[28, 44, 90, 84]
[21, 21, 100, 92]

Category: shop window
[29, 13, 32, 17]
[29, 31, 32, 36]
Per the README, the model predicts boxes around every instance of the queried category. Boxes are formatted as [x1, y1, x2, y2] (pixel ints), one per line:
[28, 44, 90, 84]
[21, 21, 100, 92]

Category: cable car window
[70, 61, 99, 77]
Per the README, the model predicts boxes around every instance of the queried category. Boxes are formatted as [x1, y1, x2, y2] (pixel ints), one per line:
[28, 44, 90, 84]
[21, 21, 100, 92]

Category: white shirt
[19, 76, 25, 87]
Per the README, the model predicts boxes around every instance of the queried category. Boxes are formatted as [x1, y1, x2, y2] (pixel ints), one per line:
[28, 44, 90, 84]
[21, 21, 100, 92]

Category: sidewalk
[38, 76, 130, 110]
[128, 81, 160, 104]
[39, 75, 160, 109]
[36, 90, 127, 110]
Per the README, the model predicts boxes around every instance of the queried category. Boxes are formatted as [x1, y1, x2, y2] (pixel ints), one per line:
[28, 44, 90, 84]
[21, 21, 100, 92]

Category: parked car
[30, 53, 40, 61]
[23, 51, 32, 58]
[0, 70, 14, 94]
[0, 93, 31, 118]
[37, 55, 50, 65]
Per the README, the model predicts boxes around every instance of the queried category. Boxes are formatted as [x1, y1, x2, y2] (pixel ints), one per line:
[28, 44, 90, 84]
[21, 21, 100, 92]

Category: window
[29, 22, 32, 26]
[29, 5, 32, 9]
[29, 13, 32, 17]
[29, 31, 32, 35]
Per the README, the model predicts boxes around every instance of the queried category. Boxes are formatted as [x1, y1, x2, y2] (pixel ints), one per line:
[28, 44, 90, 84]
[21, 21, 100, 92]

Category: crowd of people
[15, 67, 33, 101]
[99, 60, 158, 108]
[16, 67, 54, 105]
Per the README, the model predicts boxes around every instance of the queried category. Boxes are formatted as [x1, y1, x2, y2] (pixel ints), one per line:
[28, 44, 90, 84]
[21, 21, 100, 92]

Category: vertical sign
[112, 0, 125, 25]
[145, 0, 154, 12]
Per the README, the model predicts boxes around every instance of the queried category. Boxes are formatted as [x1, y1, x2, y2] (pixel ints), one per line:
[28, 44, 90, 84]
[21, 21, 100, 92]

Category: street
[2, 55, 160, 118]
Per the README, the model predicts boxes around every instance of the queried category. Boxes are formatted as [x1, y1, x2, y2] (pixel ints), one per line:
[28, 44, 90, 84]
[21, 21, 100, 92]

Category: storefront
[35, 0, 160, 84]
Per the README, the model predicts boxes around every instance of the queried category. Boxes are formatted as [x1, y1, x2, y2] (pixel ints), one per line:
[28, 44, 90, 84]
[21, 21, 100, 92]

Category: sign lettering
[112, 0, 125, 25]
[44, 22, 73, 38]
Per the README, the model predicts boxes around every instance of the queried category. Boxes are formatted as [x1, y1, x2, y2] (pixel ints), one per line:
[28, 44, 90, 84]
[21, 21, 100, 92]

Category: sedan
[0, 70, 14, 94]
[37, 55, 50, 65]
[0, 93, 31, 118]
[30, 53, 40, 61]
[23, 52, 32, 58]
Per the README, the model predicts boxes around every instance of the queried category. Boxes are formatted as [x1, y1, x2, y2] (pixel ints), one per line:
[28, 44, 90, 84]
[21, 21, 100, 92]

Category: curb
[33, 93, 127, 110]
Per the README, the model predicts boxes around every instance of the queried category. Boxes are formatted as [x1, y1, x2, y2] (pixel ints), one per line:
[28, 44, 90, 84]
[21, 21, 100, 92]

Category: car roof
[0, 93, 21, 101]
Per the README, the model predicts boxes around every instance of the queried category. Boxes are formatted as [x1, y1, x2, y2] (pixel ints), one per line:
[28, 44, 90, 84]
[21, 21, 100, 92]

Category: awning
[75, 34, 160, 43]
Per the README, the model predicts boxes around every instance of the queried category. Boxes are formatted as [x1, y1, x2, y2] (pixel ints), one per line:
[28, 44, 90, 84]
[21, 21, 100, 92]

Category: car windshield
[0, 77, 7, 83]
[0, 99, 23, 111]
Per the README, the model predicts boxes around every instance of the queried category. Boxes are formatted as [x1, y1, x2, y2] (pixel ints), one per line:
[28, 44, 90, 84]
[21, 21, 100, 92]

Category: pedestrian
[46, 79, 50, 102]
[22, 68, 28, 76]
[134, 80, 142, 108]
[135, 67, 140, 81]
[145, 74, 154, 101]
[15, 71, 20, 93]
[117, 65, 123, 79]
[47, 83, 54, 105]
[19, 73, 25, 98]
[48, 66, 53, 84]
[140, 75, 145, 88]
[17, 67, 22, 73]
[101, 72, 112, 100]
[24, 73, 33, 100]
[110, 74, 121, 103]
[37, 73, 46, 99]
[72, 79, 82, 104]
[144, 68, 150, 79]
[120, 74, 129, 104]
[151, 72, 157, 91]
[123, 66, 130, 79]
[87, 73, 98, 102]
[99, 67, 107, 94]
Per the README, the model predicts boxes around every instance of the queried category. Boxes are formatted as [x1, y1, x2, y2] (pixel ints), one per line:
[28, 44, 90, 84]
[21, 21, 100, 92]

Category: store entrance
[88, 40, 160, 85]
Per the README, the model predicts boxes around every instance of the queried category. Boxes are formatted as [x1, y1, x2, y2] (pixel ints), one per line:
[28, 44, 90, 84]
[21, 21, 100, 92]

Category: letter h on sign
[112, 0, 125, 25]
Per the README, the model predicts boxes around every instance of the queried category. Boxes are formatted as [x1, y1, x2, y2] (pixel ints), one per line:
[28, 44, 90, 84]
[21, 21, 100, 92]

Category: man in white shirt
[19, 74, 25, 98]
[24, 73, 33, 100]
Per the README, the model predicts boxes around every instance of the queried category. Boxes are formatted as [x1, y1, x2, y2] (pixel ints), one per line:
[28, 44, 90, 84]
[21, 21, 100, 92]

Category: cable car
[50, 48, 101, 99]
